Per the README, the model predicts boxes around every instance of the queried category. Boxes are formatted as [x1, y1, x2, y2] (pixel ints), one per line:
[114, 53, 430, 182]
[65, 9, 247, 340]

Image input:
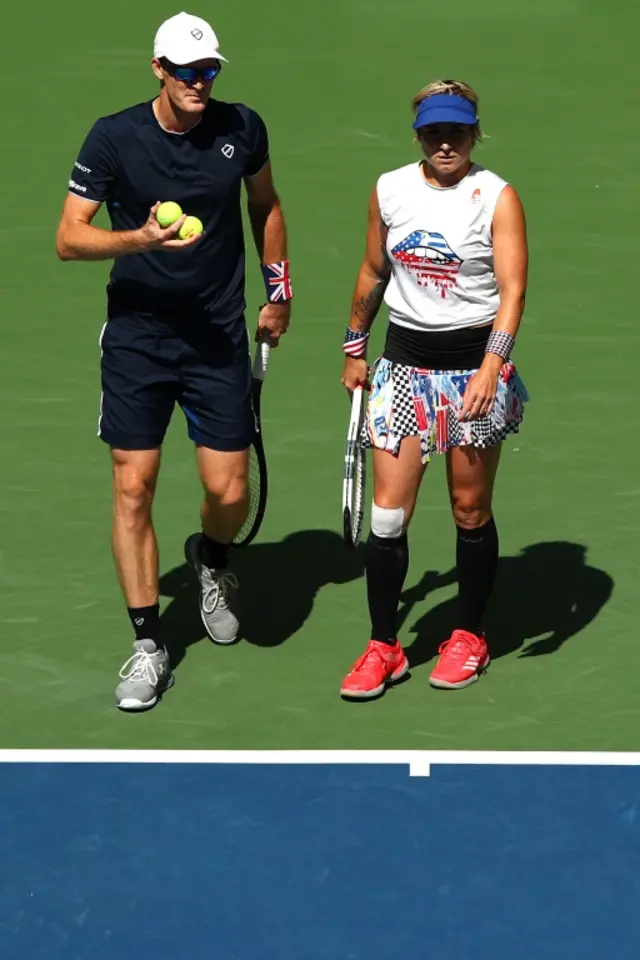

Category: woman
[340, 79, 528, 699]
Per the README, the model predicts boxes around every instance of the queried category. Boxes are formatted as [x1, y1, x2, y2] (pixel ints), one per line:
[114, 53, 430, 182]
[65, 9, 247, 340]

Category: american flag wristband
[261, 260, 293, 303]
[343, 327, 370, 358]
[485, 330, 515, 361]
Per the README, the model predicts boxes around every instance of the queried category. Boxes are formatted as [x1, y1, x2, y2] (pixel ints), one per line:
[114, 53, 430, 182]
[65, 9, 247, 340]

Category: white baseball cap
[153, 12, 228, 65]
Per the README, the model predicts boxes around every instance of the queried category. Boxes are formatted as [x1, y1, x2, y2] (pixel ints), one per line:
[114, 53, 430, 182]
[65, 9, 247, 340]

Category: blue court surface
[1, 751, 639, 960]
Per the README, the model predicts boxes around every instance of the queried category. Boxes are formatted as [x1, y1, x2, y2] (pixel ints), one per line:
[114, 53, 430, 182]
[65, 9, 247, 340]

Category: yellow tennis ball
[179, 216, 204, 240]
[156, 201, 183, 227]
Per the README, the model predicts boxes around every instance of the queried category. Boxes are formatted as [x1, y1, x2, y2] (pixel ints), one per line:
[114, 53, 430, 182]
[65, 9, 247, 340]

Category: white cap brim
[155, 42, 228, 65]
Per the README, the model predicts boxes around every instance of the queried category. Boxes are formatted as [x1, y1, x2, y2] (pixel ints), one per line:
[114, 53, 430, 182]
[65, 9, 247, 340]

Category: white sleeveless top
[377, 162, 508, 332]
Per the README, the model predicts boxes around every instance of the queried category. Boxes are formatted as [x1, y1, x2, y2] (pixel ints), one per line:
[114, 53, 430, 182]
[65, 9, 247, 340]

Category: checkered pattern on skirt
[361, 358, 528, 464]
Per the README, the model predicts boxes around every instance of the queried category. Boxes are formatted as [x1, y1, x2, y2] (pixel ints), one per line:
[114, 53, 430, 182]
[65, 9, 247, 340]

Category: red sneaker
[429, 629, 490, 689]
[341, 639, 409, 699]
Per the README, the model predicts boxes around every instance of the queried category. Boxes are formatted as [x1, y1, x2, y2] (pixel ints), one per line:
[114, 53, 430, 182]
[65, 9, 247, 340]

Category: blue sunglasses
[162, 60, 220, 83]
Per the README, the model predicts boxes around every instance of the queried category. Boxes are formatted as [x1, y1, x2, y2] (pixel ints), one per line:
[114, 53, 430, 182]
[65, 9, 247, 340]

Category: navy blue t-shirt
[68, 98, 269, 320]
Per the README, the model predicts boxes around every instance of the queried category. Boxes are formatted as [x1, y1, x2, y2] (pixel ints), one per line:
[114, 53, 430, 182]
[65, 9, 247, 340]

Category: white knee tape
[371, 503, 405, 539]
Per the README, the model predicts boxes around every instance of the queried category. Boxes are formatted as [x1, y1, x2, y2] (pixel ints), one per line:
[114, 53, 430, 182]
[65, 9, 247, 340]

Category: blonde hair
[412, 79, 484, 143]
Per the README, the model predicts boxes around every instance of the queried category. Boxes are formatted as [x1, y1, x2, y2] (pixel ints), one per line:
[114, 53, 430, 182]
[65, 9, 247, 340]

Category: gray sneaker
[116, 639, 174, 711]
[184, 533, 240, 645]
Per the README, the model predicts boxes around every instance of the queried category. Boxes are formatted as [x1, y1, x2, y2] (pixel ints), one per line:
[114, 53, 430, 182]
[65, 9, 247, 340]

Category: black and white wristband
[485, 330, 515, 361]
[343, 327, 370, 358]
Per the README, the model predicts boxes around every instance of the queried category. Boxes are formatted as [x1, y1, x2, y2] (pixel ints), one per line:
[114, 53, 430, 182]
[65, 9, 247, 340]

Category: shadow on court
[398, 541, 614, 668]
[159, 529, 365, 669]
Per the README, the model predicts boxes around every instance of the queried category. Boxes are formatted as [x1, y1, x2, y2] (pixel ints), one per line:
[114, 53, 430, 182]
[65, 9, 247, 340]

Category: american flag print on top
[391, 230, 462, 299]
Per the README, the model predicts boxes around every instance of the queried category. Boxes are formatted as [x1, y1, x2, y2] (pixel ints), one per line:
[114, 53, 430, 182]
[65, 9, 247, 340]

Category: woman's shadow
[158, 529, 365, 668]
[397, 541, 614, 667]
[158, 536, 612, 671]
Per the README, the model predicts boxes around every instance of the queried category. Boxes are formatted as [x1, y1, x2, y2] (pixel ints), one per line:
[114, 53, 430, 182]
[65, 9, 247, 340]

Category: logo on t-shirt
[391, 230, 462, 299]
[221, 143, 235, 158]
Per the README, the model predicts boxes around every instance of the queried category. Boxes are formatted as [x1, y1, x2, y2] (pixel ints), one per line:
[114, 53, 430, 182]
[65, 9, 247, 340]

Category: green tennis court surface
[1, 0, 637, 750]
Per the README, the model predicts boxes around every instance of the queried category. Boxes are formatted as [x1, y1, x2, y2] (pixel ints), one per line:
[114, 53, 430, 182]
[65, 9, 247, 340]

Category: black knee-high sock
[366, 532, 409, 644]
[456, 517, 498, 635]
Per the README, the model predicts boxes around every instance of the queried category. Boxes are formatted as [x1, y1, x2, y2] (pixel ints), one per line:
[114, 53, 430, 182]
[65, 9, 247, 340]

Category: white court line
[1, 750, 640, 778]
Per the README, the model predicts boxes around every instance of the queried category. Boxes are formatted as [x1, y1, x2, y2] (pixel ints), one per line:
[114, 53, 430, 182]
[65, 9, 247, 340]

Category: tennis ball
[156, 201, 183, 227]
[179, 216, 204, 240]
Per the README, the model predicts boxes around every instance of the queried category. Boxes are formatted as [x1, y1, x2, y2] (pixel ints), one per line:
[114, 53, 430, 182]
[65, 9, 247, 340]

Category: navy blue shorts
[98, 313, 254, 451]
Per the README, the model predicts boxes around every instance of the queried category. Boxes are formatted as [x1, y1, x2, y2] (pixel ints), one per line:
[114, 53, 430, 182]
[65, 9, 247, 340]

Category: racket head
[232, 340, 270, 549]
[233, 437, 267, 548]
[342, 386, 367, 548]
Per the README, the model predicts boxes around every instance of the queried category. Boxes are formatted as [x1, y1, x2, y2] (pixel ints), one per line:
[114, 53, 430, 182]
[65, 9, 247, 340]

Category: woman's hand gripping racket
[342, 385, 367, 548]
[233, 338, 271, 548]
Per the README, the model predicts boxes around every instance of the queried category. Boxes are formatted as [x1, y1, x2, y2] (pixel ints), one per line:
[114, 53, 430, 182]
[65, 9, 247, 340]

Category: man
[56, 12, 292, 711]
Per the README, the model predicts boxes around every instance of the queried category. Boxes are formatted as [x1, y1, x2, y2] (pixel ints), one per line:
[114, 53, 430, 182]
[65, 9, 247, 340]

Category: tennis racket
[342, 385, 367, 548]
[233, 338, 271, 548]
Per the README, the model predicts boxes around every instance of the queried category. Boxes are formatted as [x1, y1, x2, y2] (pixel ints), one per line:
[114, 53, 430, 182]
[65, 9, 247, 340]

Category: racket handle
[252, 339, 271, 380]
[349, 384, 363, 420]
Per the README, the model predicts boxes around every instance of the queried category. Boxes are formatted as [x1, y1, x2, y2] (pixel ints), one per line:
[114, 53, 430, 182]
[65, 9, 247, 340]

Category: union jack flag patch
[262, 260, 293, 302]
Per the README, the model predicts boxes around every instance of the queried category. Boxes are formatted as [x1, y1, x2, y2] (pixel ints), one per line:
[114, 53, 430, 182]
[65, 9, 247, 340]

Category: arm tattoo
[352, 220, 391, 333]
[352, 279, 387, 331]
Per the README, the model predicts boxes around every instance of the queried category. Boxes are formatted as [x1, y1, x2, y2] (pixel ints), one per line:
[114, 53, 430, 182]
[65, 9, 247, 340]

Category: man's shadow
[397, 541, 614, 668]
[159, 529, 365, 668]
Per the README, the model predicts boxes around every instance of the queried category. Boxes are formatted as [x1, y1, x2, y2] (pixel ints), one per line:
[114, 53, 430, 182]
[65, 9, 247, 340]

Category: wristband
[343, 327, 370, 358]
[485, 330, 515, 361]
[261, 260, 293, 303]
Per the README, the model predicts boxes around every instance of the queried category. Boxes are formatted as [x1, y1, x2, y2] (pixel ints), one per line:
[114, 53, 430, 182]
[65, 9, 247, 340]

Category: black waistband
[383, 322, 491, 369]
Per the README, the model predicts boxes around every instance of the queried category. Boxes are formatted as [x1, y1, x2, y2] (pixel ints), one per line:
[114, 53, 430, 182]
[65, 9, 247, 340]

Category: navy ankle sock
[200, 533, 230, 570]
[127, 604, 161, 643]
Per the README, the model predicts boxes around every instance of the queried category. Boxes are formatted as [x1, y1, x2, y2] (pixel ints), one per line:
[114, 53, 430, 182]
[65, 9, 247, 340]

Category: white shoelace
[201, 570, 239, 616]
[119, 650, 159, 686]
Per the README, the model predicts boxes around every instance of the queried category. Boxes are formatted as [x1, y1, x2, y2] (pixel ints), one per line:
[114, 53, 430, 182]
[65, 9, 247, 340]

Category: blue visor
[412, 94, 478, 129]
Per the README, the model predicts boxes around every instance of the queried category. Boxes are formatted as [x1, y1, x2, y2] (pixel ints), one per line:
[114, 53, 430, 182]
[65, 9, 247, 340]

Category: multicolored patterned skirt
[362, 358, 529, 464]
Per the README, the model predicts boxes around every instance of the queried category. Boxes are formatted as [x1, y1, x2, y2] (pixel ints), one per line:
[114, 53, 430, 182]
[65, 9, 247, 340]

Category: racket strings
[343, 390, 367, 547]
[237, 447, 262, 542]
[353, 445, 366, 539]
